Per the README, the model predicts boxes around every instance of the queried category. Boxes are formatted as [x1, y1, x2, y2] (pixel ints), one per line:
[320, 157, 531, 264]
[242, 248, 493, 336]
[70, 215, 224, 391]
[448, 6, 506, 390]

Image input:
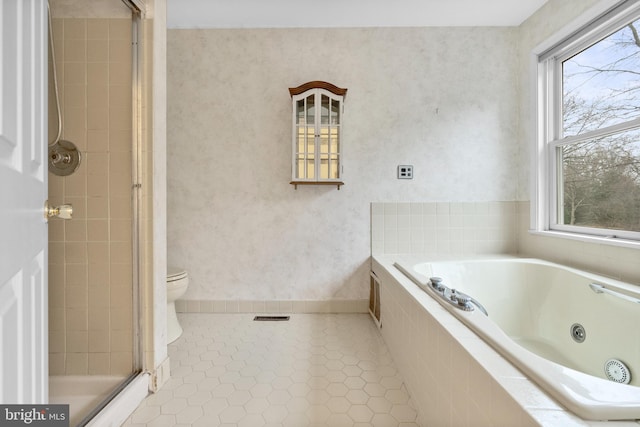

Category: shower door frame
[125, 0, 145, 377]
[73, 0, 148, 424]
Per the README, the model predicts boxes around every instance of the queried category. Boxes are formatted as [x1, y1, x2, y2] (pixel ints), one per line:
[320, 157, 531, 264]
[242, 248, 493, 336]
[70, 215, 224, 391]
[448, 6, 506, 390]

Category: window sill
[528, 229, 640, 250]
[290, 180, 344, 190]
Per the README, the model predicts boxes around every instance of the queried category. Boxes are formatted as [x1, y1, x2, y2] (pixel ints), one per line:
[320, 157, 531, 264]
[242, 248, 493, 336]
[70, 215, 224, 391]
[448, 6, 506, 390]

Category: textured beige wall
[48, 16, 134, 376]
[147, 0, 170, 371]
[166, 27, 520, 302]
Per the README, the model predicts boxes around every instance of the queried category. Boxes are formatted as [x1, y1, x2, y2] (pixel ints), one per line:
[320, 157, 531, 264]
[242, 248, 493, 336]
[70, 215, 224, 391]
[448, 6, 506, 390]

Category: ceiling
[167, 0, 549, 29]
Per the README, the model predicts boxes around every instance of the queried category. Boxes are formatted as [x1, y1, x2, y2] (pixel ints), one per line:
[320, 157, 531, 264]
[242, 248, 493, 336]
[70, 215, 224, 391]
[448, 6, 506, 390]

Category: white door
[0, 0, 48, 404]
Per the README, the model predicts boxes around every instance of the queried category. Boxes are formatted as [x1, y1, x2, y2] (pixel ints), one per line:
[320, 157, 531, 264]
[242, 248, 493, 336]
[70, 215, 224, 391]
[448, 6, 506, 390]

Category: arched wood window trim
[288, 81, 348, 99]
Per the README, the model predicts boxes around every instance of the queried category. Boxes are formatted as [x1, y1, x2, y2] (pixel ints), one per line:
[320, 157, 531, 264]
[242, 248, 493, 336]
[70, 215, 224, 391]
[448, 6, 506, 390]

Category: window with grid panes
[536, 2, 640, 242]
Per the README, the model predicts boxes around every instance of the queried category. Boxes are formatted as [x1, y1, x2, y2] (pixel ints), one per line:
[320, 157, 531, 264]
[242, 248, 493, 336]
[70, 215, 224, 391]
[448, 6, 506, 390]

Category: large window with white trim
[538, 2, 640, 241]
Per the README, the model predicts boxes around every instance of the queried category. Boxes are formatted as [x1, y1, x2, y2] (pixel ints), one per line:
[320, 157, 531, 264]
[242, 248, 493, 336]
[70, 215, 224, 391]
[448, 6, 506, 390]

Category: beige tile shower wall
[48, 17, 134, 376]
[372, 201, 518, 255]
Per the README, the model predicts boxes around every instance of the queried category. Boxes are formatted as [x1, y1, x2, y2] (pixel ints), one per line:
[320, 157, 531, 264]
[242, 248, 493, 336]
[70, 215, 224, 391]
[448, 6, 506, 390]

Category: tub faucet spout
[469, 296, 488, 316]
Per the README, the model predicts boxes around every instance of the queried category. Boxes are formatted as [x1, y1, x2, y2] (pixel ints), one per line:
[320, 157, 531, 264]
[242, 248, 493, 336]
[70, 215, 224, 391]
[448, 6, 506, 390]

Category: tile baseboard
[175, 299, 369, 314]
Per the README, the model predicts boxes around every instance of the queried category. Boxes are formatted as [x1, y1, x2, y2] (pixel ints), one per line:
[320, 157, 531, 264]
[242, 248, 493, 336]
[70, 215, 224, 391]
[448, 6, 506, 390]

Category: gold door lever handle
[45, 200, 73, 220]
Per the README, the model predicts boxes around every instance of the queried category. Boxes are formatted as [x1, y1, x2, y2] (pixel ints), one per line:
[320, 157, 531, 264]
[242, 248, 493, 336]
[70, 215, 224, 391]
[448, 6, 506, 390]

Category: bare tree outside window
[560, 19, 640, 233]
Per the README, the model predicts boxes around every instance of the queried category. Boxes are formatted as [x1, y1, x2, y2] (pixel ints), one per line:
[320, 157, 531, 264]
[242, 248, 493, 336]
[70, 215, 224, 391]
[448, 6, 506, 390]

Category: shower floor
[49, 374, 128, 426]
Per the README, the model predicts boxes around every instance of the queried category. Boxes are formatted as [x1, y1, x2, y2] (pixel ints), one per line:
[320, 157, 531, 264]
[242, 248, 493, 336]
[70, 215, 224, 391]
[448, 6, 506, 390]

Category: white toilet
[167, 267, 189, 343]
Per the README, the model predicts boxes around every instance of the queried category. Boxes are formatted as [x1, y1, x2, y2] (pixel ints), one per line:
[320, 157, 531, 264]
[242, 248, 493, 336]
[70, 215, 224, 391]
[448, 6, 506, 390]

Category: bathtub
[393, 256, 640, 421]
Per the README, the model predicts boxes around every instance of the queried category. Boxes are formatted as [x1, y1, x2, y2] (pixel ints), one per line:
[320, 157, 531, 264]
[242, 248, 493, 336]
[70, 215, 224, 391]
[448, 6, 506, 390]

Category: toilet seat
[167, 267, 187, 282]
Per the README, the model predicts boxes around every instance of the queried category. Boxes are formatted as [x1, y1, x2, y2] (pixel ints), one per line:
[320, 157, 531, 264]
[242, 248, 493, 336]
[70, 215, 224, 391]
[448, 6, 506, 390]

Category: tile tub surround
[373, 200, 640, 285]
[123, 313, 419, 427]
[372, 255, 640, 427]
[371, 201, 518, 256]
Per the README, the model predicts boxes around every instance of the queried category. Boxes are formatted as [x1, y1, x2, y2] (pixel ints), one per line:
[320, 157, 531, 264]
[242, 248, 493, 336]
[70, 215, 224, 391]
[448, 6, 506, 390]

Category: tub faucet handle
[455, 292, 471, 305]
[451, 289, 474, 311]
[429, 277, 445, 292]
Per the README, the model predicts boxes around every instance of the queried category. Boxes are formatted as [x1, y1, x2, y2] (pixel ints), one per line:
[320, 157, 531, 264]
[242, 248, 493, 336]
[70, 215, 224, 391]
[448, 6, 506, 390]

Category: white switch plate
[397, 165, 413, 179]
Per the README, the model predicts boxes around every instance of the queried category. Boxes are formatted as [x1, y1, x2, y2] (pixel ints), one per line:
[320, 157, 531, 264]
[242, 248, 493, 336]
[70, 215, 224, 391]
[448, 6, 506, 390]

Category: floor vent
[253, 316, 290, 321]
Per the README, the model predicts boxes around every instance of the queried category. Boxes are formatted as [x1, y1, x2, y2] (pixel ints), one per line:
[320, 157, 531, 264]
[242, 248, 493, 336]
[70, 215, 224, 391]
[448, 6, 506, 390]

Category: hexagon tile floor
[122, 313, 419, 427]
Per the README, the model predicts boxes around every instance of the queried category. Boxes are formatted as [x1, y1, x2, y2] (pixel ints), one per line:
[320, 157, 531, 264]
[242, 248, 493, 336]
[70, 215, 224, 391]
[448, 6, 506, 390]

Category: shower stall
[46, 0, 152, 424]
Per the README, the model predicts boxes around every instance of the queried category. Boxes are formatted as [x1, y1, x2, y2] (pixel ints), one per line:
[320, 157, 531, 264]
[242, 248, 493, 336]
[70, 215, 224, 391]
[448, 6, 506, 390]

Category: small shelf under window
[290, 180, 344, 190]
